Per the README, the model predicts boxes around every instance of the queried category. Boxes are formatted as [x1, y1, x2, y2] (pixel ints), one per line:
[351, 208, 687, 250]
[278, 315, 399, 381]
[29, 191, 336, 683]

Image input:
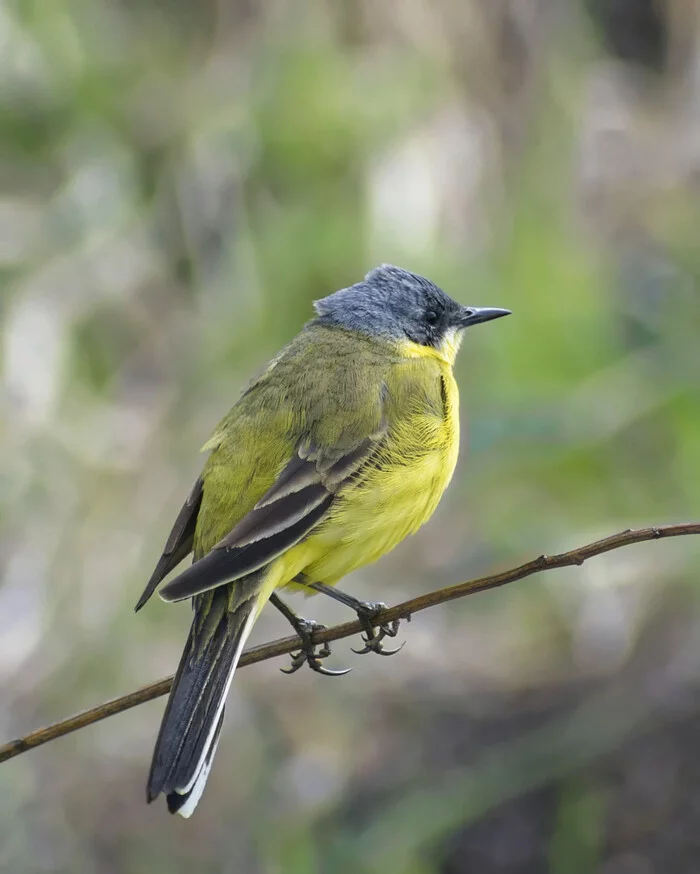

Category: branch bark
[1, 522, 698, 765]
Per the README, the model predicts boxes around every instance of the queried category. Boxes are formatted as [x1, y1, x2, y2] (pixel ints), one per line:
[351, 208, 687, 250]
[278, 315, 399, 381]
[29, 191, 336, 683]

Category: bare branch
[2, 522, 698, 765]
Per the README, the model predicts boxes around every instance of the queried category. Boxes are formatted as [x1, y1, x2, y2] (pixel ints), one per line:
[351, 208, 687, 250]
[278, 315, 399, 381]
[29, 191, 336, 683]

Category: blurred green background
[2, 0, 700, 871]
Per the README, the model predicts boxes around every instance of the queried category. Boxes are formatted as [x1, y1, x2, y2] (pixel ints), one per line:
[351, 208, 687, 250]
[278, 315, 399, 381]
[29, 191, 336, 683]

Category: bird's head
[313, 264, 511, 364]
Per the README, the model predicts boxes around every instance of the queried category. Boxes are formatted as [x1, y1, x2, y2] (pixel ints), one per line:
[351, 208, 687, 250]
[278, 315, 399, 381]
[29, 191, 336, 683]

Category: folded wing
[157, 432, 385, 603]
[135, 478, 204, 611]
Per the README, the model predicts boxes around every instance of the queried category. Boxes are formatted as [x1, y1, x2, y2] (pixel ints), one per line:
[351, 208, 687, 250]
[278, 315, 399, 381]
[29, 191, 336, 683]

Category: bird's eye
[425, 310, 439, 326]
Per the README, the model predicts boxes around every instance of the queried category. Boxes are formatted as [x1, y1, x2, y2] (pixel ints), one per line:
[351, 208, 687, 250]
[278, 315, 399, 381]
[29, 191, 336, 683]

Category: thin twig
[1, 522, 698, 764]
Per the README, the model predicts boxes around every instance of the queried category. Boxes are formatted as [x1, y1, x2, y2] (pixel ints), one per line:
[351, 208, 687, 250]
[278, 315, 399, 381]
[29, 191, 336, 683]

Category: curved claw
[352, 638, 405, 656]
[279, 624, 351, 677]
[281, 652, 351, 676]
[310, 662, 352, 677]
[351, 617, 404, 656]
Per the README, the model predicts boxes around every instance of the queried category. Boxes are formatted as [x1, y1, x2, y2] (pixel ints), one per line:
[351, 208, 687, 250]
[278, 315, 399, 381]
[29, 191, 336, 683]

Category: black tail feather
[146, 581, 261, 814]
[166, 712, 224, 814]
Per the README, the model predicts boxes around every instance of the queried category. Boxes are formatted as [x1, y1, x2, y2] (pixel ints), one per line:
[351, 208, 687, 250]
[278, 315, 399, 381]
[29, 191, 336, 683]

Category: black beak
[456, 306, 512, 328]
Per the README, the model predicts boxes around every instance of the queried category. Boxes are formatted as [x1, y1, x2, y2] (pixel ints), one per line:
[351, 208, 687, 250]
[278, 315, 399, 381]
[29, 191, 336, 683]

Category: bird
[136, 264, 510, 817]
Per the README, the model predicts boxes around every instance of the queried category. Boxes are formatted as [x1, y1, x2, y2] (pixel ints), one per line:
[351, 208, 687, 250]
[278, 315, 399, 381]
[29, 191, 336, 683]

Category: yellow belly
[275, 365, 461, 592]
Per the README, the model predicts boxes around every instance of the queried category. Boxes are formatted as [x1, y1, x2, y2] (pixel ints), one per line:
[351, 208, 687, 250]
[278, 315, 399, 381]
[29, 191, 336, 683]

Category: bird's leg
[294, 576, 403, 656]
[268, 593, 350, 676]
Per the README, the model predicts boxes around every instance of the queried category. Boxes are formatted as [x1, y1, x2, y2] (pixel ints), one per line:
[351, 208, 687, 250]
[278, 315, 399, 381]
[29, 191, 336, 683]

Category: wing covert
[158, 429, 385, 604]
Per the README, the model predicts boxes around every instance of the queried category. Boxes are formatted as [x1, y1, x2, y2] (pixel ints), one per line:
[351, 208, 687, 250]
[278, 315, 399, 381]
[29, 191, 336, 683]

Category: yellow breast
[280, 351, 461, 590]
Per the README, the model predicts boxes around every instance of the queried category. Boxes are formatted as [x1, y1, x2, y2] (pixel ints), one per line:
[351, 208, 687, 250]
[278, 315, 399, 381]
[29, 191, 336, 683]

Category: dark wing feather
[158, 433, 384, 604]
[135, 478, 204, 611]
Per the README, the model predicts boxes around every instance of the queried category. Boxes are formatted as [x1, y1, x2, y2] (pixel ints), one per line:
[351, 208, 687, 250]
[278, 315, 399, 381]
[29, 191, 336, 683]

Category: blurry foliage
[1, 0, 700, 872]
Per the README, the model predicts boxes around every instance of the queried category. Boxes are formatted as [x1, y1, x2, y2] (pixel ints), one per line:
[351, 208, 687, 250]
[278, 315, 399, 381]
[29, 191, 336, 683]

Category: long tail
[146, 572, 266, 817]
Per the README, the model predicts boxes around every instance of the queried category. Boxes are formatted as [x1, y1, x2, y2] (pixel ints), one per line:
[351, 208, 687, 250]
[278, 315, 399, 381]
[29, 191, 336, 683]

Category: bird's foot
[351, 602, 404, 656]
[280, 618, 351, 677]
